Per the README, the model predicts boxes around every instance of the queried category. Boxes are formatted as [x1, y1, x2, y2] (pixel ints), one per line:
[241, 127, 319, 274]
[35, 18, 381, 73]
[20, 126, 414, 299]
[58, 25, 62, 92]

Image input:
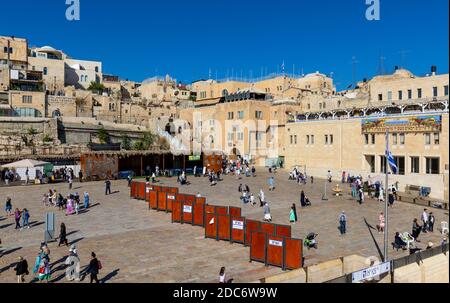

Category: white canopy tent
[1, 159, 51, 181]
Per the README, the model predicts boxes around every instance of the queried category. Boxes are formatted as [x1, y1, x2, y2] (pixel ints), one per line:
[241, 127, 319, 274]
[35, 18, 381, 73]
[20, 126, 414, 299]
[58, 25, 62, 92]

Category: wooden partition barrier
[130, 182, 137, 198]
[148, 190, 158, 210]
[182, 200, 194, 224]
[137, 182, 146, 200]
[284, 238, 303, 269]
[229, 207, 242, 217]
[230, 216, 246, 244]
[260, 222, 276, 237]
[205, 213, 217, 239]
[193, 197, 206, 227]
[171, 200, 182, 223]
[245, 220, 261, 246]
[217, 214, 231, 241]
[266, 235, 285, 269]
[166, 193, 176, 212]
[157, 191, 167, 211]
[249, 231, 267, 264]
[275, 224, 292, 238]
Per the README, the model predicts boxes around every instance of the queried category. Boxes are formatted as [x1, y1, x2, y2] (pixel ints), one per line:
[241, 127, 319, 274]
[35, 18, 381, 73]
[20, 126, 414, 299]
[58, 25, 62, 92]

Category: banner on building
[361, 115, 442, 134]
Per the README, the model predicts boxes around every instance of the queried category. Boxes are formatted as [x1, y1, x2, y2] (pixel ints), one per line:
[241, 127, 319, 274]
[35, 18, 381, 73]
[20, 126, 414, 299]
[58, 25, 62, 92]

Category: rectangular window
[290, 135, 293, 145]
[408, 89, 412, 99]
[255, 111, 263, 119]
[43, 67, 48, 75]
[294, 135, 297, 145]
[378, 94, 383, 101]
[392, 133, 398, 145]
[330, 135, 333, 145]
[399, 133, 405, 145]
[364, 134, 369, 145]
[410, 157, 420, 173]
[393, 156, 405, 175]
[426, 157, 440, 174]
[371, 134, 376, 145]
[380, 156, 386, 174]
[306, 135, 310, 145]
[237, 111, 244, 119]
[417, 88, 422, 99]
[445, 85, 449, 96]
[425, 133, 431, 145]
[398, 90, 403, 100]
[22, 96, 32, 103]
[311, 135, 315, 144]
[325, 135, 328, 145]
[227, 112, 234, 120]
[433, 87, 438, 97]
[238, 132, 244, 141]
[434, 133, 440, 145]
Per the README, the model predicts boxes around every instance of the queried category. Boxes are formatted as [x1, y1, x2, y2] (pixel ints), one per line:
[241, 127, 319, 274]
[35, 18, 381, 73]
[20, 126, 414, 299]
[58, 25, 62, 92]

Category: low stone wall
[306, 259, 343, 283]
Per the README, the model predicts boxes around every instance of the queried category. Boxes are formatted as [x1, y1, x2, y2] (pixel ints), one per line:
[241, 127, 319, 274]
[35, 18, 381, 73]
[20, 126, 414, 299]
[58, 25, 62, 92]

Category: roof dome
[393, 68, 414, 78]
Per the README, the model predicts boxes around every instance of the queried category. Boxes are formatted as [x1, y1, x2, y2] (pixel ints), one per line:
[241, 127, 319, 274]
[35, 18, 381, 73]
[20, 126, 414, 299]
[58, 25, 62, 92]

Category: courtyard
[0, 169, 448, 283]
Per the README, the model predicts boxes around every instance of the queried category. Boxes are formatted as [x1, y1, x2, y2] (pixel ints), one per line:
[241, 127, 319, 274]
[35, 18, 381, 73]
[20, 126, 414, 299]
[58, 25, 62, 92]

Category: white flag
[209, 217, 215, 225]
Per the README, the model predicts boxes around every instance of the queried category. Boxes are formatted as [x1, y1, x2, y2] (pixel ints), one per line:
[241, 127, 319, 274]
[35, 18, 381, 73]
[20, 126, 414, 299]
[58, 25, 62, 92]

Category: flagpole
[384, 129, 389, 262]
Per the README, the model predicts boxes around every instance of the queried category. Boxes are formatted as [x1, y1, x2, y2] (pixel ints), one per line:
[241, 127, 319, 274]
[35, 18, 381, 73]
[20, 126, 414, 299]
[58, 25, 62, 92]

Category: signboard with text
[361, 115, 442, 134]
[352, 262, 391, 283]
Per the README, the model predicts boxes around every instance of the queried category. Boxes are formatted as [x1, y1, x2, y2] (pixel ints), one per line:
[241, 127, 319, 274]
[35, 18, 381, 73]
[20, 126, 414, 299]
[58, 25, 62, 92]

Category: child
[21, 208, 30, 229]
[5, 197, 12, 216]
[74, 200, 79, 215]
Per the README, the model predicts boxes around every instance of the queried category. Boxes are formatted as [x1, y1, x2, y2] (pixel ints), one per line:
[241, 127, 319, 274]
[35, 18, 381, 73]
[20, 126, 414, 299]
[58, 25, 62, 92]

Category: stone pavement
[0, 169, 448, 283]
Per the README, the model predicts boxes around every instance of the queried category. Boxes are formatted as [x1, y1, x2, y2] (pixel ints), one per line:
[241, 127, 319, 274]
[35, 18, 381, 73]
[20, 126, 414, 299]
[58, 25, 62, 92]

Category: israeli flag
[386, 150, 398, 174]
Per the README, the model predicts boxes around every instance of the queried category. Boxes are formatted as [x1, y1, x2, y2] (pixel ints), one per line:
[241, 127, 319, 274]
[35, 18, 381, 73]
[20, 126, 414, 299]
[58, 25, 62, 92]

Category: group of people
[14, 240, 103, 283]
[42, 189, 90, 215]
[289, 167, 307, 184]
[4, 197, 31, 230]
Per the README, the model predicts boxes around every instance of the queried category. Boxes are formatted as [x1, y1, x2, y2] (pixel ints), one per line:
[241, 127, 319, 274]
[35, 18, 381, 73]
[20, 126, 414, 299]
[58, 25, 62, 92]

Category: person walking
[388, 190, 395, 207]
[84, 252, 101, 283]
[339, 211, 347, 236]
[268, 177, 275, 191]
[84, 192, 90, 209]
[412, 218, 422, 242]
[37, 257, 51, 283]
[66, 196, 73, 216]
[377, 212, 385, 233]
[300, 190, 306, 207]
[428, 212, 435, 232]
[219, 267, 233, 283]
[290, 204, 298, 224]
[68, 175, 73, 190]
[14, 208, 22, 230]
[105, 179, 111, 195]
[74, 199, 79, 215]
[327, 170, 332, 183]
[421, 209, 429, 233]
[263, 202, 272, 222]
[65, 245, 81, 282]
[310, 176, 314, 184]
[78, 170, 83, 183]
[259, 189, 265, 207]
[21, 208, 30, 230]
[14, 256, 29, 283]
[5, 197, 12, 216]
[358, 188, 365, 205]
[58, 223, 69, 247]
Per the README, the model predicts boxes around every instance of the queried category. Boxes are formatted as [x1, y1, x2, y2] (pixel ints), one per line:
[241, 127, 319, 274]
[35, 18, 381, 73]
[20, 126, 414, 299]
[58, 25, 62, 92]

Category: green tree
[88, 81, 105, 94]
[120, 135, 131, 150]
[132, 140, 144, 151]
[132, 132, 158, 150]
[97, 127, 110, 144]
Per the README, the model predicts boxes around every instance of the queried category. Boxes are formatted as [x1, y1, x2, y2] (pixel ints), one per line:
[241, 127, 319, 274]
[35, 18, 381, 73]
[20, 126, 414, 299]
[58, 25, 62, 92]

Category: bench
[397, 192, 448, 210]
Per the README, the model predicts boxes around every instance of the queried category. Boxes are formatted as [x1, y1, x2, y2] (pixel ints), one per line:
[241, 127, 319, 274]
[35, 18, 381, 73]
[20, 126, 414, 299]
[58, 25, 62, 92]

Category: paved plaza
[0, 169, 448, 283]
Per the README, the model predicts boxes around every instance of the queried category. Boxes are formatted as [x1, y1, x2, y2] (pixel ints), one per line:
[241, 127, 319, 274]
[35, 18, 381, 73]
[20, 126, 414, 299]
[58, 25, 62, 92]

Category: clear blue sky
[1, 0, 448, 90]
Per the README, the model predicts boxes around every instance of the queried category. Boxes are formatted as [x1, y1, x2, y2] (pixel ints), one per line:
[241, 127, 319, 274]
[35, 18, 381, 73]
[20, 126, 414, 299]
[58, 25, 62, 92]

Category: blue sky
[1, 0, 448, 89]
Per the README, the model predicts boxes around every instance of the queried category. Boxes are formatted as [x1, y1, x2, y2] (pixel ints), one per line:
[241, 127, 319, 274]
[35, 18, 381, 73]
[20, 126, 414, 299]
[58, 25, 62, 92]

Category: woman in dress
[58, 223, 69, 247]
[66, 196, 73, 215]
[38, 257, 51, 283]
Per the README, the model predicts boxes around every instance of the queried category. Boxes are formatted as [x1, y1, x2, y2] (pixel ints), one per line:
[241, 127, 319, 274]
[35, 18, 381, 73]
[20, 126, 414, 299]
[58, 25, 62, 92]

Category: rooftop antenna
[377, 54, 387, 75]
[350, 56, 359, 86]
[208, 68, 212, 80]
[398, 50, 410, 69]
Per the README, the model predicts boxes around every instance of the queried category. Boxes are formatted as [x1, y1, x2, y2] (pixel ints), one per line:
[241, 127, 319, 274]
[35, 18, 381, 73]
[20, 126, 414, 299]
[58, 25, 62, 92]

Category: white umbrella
[1, 159, 50, 169]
